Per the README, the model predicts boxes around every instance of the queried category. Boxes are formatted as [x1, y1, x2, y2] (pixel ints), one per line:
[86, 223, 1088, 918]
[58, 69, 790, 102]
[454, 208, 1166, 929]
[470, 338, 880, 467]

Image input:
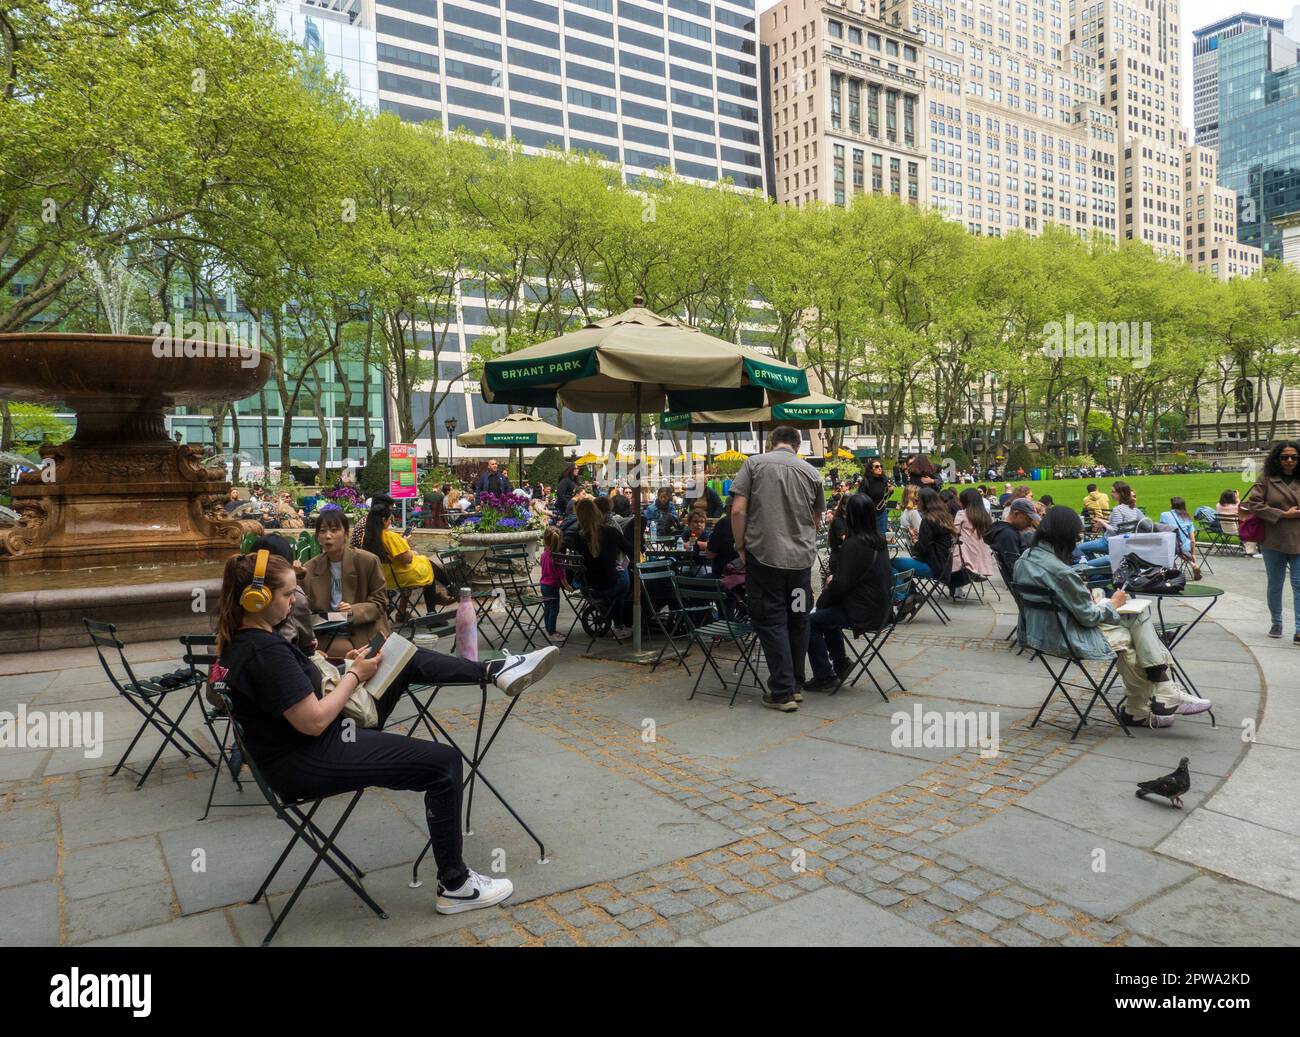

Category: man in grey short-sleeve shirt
[730, 426, 825, 711]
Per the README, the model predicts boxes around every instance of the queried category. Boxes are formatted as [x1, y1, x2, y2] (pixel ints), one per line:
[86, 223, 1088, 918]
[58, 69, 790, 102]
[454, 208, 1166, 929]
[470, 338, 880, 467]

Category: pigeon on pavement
[1136, 757, 1190, 808]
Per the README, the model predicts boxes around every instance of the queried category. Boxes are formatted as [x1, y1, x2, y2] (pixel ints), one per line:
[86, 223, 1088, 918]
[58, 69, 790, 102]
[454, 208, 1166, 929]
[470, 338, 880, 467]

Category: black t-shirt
[565, 524, 634, 590]
[706, 514, 738, 578]
[210, 628, 330, 768]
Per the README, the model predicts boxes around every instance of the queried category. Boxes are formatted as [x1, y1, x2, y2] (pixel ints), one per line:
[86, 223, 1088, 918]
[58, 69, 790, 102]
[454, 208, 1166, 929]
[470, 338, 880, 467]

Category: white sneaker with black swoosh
[436, 870, 514, 914]
[491, 646, 559, 697]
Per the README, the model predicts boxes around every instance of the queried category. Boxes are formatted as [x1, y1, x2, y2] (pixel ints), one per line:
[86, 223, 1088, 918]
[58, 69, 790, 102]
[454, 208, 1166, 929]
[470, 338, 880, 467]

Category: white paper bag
[1107, 531, 1176, 570]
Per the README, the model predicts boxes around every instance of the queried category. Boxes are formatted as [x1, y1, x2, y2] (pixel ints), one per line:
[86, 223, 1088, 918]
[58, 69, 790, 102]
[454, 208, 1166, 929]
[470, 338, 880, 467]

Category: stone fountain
[0, 333, 272, 650]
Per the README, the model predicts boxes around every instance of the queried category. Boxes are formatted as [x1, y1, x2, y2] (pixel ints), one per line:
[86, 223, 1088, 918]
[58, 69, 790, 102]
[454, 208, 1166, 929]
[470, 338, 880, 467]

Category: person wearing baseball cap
[984, 498, 1039, 587]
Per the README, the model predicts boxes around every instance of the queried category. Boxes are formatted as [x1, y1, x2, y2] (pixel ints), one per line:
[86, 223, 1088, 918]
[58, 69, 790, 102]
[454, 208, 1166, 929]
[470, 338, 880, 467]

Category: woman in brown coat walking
[1242, 441, 1300, 641]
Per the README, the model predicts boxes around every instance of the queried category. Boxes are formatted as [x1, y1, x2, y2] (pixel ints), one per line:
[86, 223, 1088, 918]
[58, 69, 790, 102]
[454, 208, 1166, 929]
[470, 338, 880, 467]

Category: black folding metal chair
[481, 546, 547, 651]
[676, 576, 766, 707]
[832, 570, 912, 700]
[217, 692, 387, 946]
[636, 561, 694, 673]
[1011, 583, 1130, 741]
[175, 633, 248, 821]
[1200, 515, 1242, 557]
[83, 619, 216, 789]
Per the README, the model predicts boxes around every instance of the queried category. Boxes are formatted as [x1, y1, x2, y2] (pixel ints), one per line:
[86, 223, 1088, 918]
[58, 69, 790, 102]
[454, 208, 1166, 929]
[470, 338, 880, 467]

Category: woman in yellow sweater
[362, 500, 438, 609]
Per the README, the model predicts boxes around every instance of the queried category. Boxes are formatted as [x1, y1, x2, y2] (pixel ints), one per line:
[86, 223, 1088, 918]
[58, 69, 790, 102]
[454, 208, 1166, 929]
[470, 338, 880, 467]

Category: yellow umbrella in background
[824, 447, 854, 459]
[574, 452, 603, 466]
[717, 449, 749, 462]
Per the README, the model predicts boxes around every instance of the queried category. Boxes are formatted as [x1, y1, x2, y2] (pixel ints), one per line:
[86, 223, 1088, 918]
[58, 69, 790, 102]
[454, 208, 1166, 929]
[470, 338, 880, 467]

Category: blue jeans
[892, 556, 933, 580]
[807, 606, 849, 679]
[876, 509, 890, 536]
[1262, 548, 1300, 631]
[596, 568, 630, 628]
[541, 584, 561, 634]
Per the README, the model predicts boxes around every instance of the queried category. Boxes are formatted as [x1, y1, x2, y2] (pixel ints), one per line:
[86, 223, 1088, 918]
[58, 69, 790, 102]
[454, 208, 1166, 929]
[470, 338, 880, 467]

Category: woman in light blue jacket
[1013, 507, 1211, 728]
[1158, 496, 1202, 580]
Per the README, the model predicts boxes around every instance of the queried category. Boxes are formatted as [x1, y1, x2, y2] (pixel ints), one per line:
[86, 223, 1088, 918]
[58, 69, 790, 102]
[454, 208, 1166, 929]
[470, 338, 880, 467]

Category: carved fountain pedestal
[0, 334, 271, 650]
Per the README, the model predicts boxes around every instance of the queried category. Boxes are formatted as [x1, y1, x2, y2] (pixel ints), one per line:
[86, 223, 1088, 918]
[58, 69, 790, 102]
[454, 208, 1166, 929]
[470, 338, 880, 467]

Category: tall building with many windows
[1192, 12, 1283, 153]
[1183, 143, 1262, 279]
[761, 0, 927, 208]
[1069, 0, 1185, 257]
[1216, 18, 1300, 260]
[878, 0, 1117, 240]
[374, 0, 767, 190]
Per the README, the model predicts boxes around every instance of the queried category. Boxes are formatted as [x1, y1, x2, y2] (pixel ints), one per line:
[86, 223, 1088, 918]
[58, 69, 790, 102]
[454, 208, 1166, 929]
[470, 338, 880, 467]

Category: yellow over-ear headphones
[240, 550, 273, 613]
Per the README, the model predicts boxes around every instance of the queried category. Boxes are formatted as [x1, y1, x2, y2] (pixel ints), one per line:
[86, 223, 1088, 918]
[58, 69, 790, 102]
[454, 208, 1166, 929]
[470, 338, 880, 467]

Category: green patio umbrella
[457, 411, 577, 486]
[660, 391, 864, 433]
[484, 299, 809, 653]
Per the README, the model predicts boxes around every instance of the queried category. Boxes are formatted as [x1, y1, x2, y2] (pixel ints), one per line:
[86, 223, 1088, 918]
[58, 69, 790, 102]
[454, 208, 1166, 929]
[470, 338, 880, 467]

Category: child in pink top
[539, 526, 569, 642]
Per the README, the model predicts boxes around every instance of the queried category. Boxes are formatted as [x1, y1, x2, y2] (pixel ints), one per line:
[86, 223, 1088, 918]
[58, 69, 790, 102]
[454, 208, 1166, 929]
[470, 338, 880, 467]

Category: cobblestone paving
[379, 663, 1154, 948]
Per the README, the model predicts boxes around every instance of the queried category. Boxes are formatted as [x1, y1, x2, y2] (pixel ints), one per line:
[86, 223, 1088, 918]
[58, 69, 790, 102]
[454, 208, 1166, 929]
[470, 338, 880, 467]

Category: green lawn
[949, 472, 1251, 515]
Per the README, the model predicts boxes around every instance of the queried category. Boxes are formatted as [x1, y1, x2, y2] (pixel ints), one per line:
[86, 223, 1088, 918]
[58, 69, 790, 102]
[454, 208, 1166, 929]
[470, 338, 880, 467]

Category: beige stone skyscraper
[876, 0, 1118, 240]
[1184, 144, 1262, 280]
[761, 0, 927, 209]
[1071, 1, 1185, 256]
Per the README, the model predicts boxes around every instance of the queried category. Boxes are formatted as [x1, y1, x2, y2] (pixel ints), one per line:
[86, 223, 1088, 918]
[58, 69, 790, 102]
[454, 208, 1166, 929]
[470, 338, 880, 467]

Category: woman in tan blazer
[302, 509, 390, 656]
[1242, 441, 1300, 641]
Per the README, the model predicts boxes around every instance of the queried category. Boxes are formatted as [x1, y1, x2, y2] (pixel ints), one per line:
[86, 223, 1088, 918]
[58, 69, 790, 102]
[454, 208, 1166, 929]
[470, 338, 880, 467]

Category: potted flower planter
[455, 528, 543, 587]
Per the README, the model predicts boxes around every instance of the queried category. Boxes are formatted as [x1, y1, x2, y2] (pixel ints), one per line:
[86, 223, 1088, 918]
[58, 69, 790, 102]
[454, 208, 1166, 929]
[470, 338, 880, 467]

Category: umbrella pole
[632, 387, 643, 654]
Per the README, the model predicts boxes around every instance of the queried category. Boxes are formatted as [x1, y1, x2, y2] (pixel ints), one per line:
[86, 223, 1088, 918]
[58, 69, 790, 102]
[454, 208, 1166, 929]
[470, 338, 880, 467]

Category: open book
[1114, 598, 1151, 616]
[313, 612, 347, 626]
[345, 632, 418, 700]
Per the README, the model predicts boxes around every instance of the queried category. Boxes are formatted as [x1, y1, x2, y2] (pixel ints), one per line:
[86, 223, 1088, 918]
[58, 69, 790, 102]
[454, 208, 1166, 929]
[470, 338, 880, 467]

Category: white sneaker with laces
[491, 646, 559, 697]
[436, 869, 514, 914]
[1152, 681, 1212, 716]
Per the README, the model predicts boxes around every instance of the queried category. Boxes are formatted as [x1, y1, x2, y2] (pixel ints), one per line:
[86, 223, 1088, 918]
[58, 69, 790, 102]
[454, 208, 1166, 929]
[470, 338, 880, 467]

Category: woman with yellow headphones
[213, 550, 560, 916]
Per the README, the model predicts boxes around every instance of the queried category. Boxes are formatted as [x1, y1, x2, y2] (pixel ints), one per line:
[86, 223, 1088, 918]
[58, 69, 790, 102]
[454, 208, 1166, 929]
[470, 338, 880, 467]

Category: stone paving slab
[1016, 752, 1214, 848]
[1157, 808, 1300, 903]
[0, 881, 59, 946]
[733, 738, 933, 810]
[939, 807, 1195, 917]
[386, 735, 739, 901]
[695, 886, 952, 947]
[79, 908, 241, 948]
[1084, 716, 1252, 780]
[1195, 743, 1300, 837]
[1121, 874, 1300, 947]
[809, 709, 970, 763]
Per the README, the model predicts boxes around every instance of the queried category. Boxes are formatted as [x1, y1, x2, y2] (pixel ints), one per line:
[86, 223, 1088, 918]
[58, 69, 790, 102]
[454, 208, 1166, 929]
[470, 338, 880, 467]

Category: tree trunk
[259, 385, 271, 478]
[332, 329, 351, 471]
[312, 367, 329, 480]
[231, 404, 242, 484]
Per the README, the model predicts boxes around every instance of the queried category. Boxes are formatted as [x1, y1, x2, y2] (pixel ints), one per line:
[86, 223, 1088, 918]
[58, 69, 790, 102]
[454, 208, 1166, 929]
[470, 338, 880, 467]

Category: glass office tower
[1217, 24, 1300, 260]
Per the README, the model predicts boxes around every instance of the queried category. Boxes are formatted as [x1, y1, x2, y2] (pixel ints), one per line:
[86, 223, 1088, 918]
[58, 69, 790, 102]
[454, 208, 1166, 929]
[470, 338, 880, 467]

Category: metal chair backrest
[1010, 581, 1078, 659]
[83, 619, 146, 693]
[674, 575, 729, 609]
[215, 690, 292, 814]
[1114, 520, 1139, 534]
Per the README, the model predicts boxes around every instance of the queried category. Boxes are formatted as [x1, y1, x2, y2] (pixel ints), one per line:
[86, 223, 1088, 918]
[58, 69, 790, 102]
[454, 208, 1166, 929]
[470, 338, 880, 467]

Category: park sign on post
[484, 432, 539, 446]
[388, 443, 418, 499]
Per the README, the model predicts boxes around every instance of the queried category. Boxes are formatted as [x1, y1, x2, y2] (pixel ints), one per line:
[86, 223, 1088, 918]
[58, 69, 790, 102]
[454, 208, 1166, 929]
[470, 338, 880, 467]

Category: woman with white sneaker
[212, 550, 560, 916]
[1014, 507, 1212, 728]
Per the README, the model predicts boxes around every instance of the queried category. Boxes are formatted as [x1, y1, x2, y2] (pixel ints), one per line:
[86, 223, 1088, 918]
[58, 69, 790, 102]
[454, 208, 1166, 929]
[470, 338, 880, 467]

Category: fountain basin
[0, 333, 271, 579]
